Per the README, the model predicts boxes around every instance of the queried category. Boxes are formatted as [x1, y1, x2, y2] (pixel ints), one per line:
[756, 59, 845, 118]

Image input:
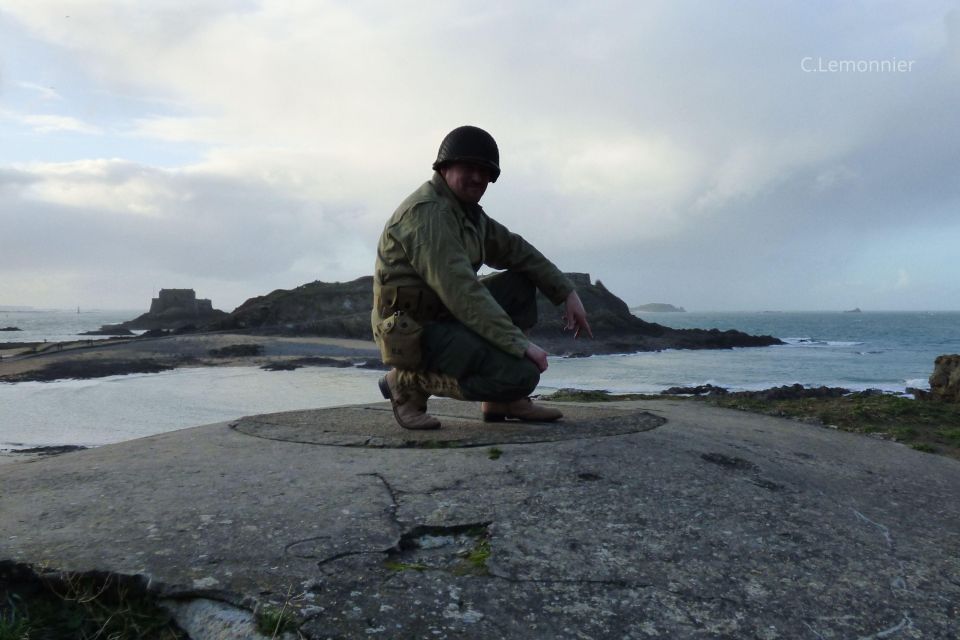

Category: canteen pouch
[374, 310, 423, 369]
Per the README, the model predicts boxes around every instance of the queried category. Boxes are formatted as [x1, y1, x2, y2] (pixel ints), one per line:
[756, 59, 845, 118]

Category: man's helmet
[432, 125, 501, 182]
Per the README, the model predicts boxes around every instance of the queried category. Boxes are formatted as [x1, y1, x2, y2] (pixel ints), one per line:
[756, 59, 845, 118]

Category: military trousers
[419, 271, 541, 402]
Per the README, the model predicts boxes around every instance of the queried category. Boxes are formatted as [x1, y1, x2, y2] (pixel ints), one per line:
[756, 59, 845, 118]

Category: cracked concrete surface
[1, 399, 959, 638]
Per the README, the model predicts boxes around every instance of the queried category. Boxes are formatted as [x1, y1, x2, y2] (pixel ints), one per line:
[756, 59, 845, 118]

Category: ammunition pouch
[374, 311, 423, 370]
[374, 285, 449, 370]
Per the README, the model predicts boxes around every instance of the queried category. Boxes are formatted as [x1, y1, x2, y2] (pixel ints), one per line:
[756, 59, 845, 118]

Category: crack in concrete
[859, 614, 914, 639]
[359, 472, 403, 530]
[283, 473, 408, 571]
[803, 621, 828, 639]
[853, 509, 895, 549]
[315, 549, 383, 568]
[848, 507, 918, 638]
[284, 535, 329, 557]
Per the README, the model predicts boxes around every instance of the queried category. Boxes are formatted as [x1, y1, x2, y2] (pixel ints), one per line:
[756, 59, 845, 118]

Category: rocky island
[632, 302, 686, 313]
[213, 273, 780, 355]
[0, 275, 780, 384]
[96, 289, 228, 333]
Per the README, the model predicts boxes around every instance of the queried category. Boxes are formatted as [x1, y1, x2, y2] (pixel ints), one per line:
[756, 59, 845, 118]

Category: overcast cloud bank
[1, 1, 958, 311]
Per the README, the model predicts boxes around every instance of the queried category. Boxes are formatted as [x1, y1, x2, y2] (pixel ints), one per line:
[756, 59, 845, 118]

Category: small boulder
[662, 384, 728, 396]
[929, 354, 960, 403]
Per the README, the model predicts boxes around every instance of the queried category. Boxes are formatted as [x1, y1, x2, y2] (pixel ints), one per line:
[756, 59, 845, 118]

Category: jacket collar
[431, 172, 483, 222]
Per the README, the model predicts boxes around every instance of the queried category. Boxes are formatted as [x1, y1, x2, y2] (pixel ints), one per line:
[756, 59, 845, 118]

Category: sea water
[0, 366, 385, 449]
[1, 310, 957, 449]
[545, 311, 960, 395]
[0, 308, 142, 343]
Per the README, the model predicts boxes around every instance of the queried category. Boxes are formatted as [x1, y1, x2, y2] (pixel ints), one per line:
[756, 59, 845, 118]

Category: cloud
[1, 1, 959, 310]
[1, 110, 102, 134]
[17, 81, 62, 101]
[0, 157, 376, 306]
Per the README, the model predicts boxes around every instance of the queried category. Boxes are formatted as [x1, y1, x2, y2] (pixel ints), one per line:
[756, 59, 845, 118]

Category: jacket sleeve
[391, 204, 530, 358]
[483, 216, 575, 305]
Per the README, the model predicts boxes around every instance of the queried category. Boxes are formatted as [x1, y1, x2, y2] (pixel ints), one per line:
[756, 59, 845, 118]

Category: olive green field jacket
[372, 173, 574, 358]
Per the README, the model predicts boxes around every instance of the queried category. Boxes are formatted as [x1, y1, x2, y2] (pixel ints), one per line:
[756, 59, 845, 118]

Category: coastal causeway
[2, 399, 958, 638]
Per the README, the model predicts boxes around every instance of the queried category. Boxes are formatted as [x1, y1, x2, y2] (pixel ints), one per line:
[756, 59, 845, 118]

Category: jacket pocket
[374, 311, 423, 369]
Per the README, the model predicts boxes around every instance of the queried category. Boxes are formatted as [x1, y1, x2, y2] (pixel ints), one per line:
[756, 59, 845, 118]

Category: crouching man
[372, 125, 591, 429]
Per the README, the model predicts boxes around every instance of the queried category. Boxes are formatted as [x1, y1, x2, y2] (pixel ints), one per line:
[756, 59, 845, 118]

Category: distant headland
[632, 303, 686, 313]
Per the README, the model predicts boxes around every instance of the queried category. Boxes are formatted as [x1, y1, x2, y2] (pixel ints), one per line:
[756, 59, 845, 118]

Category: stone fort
[149, 289, 215, 317]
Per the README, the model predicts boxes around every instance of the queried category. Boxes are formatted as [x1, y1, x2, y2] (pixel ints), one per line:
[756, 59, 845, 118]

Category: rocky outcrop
[213, 277, 373, 339]
[79, 326, 133, 336]
[530, 273, 780, 355]
[928, 354, 960, 403]
[118, 289, 227, 330]
[216, 273, 781, 356]
[0, 359, 174, 383]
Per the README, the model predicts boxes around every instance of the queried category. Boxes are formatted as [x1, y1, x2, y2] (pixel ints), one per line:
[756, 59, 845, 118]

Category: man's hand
[562, 291, 593, 338]
[524, 342, 549, 373]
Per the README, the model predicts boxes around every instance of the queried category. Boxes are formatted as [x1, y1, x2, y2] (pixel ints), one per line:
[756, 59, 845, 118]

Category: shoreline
[0, 332, 383, 383]
[0, 331, 925, 392]
[0, 445, 88, 467]
[3, 331, 953, 463]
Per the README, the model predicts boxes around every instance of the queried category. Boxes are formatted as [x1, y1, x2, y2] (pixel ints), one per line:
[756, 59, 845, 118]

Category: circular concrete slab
[230, 399, 665, 448]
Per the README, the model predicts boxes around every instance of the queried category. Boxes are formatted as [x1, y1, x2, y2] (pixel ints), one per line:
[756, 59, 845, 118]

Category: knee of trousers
[483, 358, 540, 402]
[461, 357, 540, 402]
[514, 359, 540, 397]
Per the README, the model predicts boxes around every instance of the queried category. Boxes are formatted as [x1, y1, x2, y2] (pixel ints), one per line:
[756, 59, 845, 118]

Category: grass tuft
[255, 602, 298, 638]
[383, 561, 429, 572]
[706, 393, 960, 460]
[0, 570, 184, 639]
[466, 539, 491, 570]
[542, 388, 659, 403]
[0, 594, 31, 640]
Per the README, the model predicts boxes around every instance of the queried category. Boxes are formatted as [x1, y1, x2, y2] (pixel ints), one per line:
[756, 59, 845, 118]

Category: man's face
[440, 162, 492, 204]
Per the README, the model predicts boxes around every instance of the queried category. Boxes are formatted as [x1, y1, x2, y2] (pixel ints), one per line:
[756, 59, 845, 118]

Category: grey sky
[1, 1, 958, 311]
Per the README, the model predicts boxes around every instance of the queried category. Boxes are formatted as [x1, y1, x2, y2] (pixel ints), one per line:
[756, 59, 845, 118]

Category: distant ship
[843, 307, 862, 313]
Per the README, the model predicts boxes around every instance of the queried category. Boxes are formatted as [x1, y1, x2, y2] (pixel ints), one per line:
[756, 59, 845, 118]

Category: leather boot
[379, 369, 441, 430]
[481, 398, 563, 423]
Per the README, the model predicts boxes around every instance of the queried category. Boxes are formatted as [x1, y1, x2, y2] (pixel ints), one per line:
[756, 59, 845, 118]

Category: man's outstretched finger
[576, 317, 594, 339]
